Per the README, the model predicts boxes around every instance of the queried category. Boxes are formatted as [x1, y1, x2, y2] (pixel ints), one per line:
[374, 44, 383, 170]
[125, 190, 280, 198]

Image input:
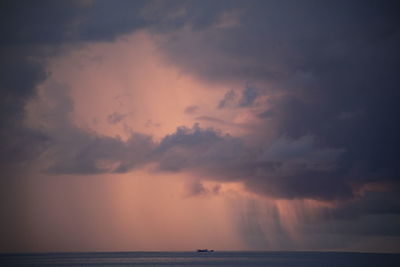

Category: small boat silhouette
[197, 249, 214, 253]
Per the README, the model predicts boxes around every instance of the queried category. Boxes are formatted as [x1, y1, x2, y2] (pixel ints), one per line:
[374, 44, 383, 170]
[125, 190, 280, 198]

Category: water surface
[1, 251, 399, 266]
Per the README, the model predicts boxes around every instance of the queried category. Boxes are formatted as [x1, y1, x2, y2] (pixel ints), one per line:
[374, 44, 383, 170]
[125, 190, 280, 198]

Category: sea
[1, 251, 399, 267]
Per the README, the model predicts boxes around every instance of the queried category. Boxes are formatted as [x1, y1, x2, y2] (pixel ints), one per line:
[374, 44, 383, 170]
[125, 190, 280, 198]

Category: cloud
[24, 79, 156, 175]
[154, 124, 244, 173]
[218, 85, 259, 109]
[26, 110, 347, 200]
[0, 0, 151, 45]
[139, 124, 349, 201]
[0, 46, 51, 176]
[47, 132, 155, 174]
[107, 112, 128, 124]
[184, 105, 198, 114]
[218, 89, 236, 109]
[195, 116, 247, 129]
[258, 109, 274, 119]
[154, 0, 400, 201]
[0, 0, 154, 177]
[184, 181, 206, 196]
[238, 84, 258, 107]
[260, 135, 344, 172]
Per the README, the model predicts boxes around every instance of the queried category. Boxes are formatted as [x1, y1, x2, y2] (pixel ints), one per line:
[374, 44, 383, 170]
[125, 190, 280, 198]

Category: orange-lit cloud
[31, 31, 258, 141]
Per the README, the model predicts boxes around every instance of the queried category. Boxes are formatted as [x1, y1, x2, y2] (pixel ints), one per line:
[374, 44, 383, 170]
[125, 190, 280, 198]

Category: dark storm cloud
[152, 126, 350, 201]
[154, 1, 400, 201]
[0, 46, 56, 178]
[0, 0, 145, 171]
[0, 0, 150, 45]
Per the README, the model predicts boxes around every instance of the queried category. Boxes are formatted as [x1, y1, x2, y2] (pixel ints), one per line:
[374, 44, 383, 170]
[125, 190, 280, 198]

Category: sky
[1, 0, 400, 253]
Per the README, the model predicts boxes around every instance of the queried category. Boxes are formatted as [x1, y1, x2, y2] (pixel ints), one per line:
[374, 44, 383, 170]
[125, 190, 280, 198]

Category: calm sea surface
[1, 251, 399, 267]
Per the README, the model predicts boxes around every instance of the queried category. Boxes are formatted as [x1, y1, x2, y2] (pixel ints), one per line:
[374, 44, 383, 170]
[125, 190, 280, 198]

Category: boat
[197, 249, 214, 253]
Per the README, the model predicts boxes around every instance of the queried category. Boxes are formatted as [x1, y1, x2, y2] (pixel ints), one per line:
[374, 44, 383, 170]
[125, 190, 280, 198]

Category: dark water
[1, 251, 399, 267]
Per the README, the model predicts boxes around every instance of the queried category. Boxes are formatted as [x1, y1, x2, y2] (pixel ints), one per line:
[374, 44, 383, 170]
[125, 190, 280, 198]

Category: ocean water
[1, 251, 399, 267]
